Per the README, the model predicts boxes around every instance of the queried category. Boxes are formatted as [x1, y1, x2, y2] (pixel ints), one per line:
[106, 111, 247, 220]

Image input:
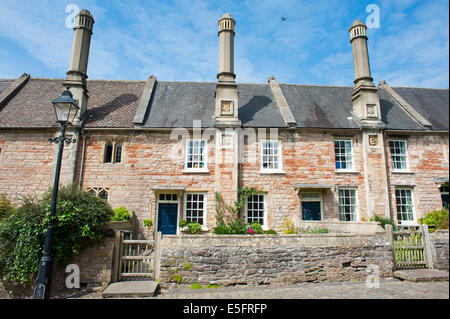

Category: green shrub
[143, 218, 153, 228]
[249, 222, 264, 234]
[0, 185, 114, 286]
[265, 229, 277, 234]
[178, 219, 189, 228]
[419, 208, 449, 230]
[187, 222, 203, 234]
[0, 194, 14, 222]
[213, 221, 232, 234]
[111, 206, 131, 221]
[370, 214, 395, 230]
[227, 218, 248, 234]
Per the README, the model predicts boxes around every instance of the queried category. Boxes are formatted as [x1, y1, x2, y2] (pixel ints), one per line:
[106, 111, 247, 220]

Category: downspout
[381, 130, 393, 219]
[78, 129, 88, 189]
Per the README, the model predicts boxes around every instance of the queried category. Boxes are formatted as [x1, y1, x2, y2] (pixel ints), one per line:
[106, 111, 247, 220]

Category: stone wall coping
[430, 229, 449, 239]
[162, 233, 380, 239]
[160, 233, 390, 249]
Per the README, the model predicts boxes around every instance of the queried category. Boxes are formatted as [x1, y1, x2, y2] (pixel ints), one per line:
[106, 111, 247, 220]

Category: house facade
[0, 11, 448, 238]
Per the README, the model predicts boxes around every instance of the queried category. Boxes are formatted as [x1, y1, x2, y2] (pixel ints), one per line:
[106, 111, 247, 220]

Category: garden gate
[387, 225, 433, 270]
[111, 231, 162, 282]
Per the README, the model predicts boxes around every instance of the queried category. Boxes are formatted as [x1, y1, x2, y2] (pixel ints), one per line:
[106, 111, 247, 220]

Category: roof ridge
[389, 86, 449, 90]
[28, 77, 147, 83]
[279, 83, 354, 88]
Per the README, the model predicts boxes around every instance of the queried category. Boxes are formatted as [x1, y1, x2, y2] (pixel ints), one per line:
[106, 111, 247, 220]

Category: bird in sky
[281, 17, 286, 22]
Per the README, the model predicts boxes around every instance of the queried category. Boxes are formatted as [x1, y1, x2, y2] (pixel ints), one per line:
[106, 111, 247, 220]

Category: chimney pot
[217, 13, 236, 82]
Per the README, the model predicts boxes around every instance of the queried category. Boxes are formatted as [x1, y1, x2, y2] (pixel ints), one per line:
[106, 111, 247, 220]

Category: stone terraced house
[0, 11, 448, 238]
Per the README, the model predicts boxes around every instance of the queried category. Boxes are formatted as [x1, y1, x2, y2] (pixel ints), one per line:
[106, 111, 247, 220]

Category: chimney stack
[63, 9, 95, 124]
[217, 13, 236, 83]
[349, 20, 373, 88]
[348, 20, 382, 125]
[214, 13, 240, 127]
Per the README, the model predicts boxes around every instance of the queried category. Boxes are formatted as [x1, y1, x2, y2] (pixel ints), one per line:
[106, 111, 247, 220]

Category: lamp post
[32, 87, 79, 299]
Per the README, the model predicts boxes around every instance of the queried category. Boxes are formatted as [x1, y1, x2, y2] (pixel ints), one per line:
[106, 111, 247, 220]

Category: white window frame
[259, 139, 283, 173]
[334, 138, 354, 171]
[389, 139, 409, 171]
[338, 188, 358, 222]
[395, 188, 416, 225]
[184, 138, 208, 172]
[245, 193, 268, 230]
[183, 192, 207, 228]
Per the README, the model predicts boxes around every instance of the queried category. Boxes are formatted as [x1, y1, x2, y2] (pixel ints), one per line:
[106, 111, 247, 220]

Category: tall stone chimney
[349, 20, 390, 221]
[63, 9, 95, 125]
[215, 13, 241, 127]
[348, 20, 382, 126]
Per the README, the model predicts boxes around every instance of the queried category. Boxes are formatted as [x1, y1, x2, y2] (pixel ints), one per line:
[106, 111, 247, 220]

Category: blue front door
[158, 203, 178, 235]
[302, 201, 321, 221]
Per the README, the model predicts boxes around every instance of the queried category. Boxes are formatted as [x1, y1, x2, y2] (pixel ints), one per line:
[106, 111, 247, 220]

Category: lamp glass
[51, 88, 79, 125]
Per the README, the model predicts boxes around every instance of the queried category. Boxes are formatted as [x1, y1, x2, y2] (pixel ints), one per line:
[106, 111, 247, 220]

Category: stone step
[102, 281, 159, 298]
[394, 269, 449, 282]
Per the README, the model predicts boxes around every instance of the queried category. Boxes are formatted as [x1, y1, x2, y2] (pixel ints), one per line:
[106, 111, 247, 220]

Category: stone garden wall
[159, 233, 394, 287]
[429, 230, 449, 271]
[50, 236, 115, 295]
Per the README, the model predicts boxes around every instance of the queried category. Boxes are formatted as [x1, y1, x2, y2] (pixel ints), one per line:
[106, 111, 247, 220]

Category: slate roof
[389, 87, 449, 131]
[279, 84, 358, 129]
[0, 76, 448, 131]
[0, 78, 146, 128]
[0, 80, 13, 95]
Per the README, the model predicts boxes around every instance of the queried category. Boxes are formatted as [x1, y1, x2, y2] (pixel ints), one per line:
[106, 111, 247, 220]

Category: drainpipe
[78, 129, 88, 189]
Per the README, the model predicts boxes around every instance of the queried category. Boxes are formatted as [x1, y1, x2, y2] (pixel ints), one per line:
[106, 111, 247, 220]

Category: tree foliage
[0, 185, 114, 285]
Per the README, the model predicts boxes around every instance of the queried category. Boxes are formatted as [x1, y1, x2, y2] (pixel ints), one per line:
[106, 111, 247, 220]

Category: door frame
[300, 192, 323, 221]
[155, 190, 182, 235]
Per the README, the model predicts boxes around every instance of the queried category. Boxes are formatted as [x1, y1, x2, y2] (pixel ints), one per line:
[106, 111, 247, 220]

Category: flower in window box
[248, 228, 254, 235]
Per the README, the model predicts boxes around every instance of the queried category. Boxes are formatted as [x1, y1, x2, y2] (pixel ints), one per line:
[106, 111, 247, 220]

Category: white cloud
[0, 0, 447, 88]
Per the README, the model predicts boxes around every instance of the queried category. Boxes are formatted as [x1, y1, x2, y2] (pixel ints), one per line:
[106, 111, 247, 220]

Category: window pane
[185, 193, 205, 226]
[396, 189, 414, 222]
[390, 140, 407, 170]
[114, 143, 122, 163]
[104, 143, 113, 163]
[246, 194, 265, 225]
[261, 141, 281, 171]
[335, 139, 352, 170]
[338, 189, 356, 221]
[186, 139, 206, 169]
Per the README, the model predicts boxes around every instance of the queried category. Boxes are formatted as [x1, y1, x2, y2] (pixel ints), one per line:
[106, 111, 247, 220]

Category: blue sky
[0, 0, 448, 88]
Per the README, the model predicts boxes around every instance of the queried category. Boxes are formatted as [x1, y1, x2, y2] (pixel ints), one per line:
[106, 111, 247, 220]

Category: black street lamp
[32, 87, 79, 299]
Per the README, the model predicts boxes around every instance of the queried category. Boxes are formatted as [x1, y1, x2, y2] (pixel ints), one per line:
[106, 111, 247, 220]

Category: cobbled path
[154, 279, 449, 299]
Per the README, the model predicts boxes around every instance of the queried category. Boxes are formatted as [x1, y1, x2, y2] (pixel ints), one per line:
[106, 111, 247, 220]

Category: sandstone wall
[386, 133, 449, 222]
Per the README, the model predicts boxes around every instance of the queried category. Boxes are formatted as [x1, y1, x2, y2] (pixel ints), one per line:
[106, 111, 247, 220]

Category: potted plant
[109, 206, 135, 231]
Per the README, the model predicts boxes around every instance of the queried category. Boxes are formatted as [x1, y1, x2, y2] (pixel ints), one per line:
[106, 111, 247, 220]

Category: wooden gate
[390, 225, 432, 270]
[111, 231, 162, 282]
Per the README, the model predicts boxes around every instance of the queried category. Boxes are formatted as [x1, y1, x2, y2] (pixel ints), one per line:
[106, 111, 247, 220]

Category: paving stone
[102, 281, 159, 298]
[153, 279, 449, 299]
